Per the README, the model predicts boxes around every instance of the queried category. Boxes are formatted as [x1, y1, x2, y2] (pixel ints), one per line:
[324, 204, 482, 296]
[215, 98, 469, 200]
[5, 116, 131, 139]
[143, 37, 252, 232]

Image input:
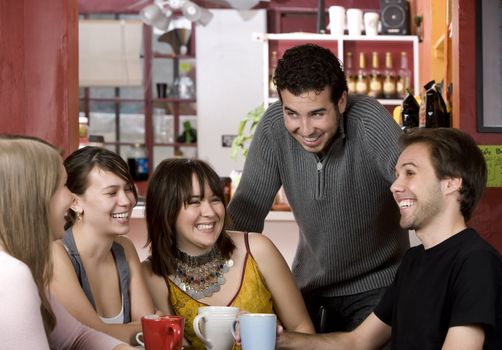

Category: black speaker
[380, 0, 409, 35]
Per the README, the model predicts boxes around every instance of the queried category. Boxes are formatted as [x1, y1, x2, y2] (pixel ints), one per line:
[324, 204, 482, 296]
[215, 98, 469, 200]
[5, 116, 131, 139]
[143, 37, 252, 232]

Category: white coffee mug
[364, 12, 380, 36]
[193, 314, 237, 350]
[193, 306, 239, 350]
[346, 8, 363, 36]
[328, 6, 345, 36]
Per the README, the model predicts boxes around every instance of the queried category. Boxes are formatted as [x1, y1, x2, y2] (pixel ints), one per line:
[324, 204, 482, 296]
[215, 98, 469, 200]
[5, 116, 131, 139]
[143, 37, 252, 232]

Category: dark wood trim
[475, 0, 502, 133]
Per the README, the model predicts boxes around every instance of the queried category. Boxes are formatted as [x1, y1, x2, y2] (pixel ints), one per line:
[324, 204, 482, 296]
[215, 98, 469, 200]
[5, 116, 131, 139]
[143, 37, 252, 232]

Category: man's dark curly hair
[273, 44, 348, 104]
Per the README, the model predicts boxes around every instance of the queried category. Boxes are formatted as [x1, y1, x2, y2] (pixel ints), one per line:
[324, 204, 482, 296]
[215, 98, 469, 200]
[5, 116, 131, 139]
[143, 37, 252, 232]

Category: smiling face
[175, 174, 225, 256]
[48, 163, 73, 239]
[391, 143, 447, 231]
[282, 88, 347, 155]
[74, 167, 136, 236]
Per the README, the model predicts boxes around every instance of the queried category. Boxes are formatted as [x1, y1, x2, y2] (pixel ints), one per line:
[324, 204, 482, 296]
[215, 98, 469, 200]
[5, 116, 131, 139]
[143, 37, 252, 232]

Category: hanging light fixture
[139, 0, 213, 31]
[140, 3, 173, 31]
[182, 1, 213, 26]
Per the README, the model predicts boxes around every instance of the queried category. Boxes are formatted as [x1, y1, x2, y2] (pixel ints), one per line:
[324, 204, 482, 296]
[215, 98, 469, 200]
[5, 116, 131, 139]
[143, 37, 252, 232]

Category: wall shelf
[257, 33, 419, 110]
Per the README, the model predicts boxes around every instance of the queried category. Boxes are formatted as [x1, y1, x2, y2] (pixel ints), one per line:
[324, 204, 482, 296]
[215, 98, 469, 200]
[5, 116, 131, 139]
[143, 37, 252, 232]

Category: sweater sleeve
[351, 96, 402, 183]
[227, 102, 283, 233]
[48, 293, 123, 350]
[0, 252, 50, 350]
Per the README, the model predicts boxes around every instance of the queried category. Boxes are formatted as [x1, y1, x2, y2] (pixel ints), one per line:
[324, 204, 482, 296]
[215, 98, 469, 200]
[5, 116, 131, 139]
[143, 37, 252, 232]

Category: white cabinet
[254, 33, 419, 108]
[196, 9, 267, 176]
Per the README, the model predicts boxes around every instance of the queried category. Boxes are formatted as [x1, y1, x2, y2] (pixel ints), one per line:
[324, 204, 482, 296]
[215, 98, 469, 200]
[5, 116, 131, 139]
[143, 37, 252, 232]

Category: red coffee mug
[136, 315, 184, 350]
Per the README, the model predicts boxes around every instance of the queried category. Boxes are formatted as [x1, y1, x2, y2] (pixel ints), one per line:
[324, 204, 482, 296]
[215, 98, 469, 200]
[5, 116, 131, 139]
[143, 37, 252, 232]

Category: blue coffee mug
[232, 313, 276, 350]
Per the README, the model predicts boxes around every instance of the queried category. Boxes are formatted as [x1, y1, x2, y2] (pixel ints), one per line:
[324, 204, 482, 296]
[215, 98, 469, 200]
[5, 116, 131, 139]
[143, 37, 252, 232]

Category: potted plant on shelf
[229, 104, 290, 211]
[230, 105, 265, 160]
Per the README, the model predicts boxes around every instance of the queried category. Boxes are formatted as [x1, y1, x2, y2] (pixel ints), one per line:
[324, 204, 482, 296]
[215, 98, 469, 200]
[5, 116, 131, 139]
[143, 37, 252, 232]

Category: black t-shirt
[374, 228, 502, 349]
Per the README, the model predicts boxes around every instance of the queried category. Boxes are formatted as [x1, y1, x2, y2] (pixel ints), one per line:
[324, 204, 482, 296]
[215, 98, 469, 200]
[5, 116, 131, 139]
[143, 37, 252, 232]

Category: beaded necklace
[172, 246, 234, 300]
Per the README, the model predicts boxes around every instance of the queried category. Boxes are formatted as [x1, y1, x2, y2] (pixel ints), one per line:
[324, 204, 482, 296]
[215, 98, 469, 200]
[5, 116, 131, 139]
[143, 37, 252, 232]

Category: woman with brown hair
[141, 158, 314, 349]
[50, 146, 155, 345]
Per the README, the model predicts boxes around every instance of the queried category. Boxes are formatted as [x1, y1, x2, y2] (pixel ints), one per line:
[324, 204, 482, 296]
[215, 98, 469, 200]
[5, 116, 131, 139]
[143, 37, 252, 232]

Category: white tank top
[99, 300, 125, 324]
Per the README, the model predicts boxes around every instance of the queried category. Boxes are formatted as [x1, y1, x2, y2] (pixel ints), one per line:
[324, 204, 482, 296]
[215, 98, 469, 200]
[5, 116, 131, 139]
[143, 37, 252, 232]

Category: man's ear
[444, 177, 462, 195]
[338, 91, 348, 114]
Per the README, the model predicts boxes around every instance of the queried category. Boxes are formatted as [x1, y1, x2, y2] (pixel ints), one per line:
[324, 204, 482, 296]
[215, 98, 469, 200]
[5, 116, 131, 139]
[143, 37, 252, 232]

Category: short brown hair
[400, 128, 487, 221]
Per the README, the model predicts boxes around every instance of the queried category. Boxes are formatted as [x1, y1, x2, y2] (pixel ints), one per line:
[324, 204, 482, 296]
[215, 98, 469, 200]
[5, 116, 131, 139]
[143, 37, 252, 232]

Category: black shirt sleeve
[449, 250, 501, 329]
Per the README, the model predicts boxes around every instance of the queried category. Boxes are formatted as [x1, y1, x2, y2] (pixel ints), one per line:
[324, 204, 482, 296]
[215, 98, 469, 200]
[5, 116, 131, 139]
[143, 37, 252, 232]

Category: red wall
[0, 0, 79, 157]
[453, 0, 502, 252]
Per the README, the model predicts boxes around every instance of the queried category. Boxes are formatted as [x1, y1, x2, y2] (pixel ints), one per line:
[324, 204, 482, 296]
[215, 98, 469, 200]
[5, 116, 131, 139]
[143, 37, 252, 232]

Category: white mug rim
[198, 313, 238, 319]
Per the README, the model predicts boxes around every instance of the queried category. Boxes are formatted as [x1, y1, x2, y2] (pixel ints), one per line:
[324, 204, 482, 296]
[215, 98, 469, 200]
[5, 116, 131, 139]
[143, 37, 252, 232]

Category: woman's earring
[75, 211, 83, 221]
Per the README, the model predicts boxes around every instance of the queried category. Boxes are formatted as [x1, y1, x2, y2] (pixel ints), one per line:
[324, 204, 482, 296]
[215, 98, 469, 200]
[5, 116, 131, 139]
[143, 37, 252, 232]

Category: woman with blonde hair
[0, 136, 133, 349]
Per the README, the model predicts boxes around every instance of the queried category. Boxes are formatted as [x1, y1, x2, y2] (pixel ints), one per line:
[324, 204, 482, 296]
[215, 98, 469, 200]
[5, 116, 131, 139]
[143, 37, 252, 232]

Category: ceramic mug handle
[193, 315, 213, 349]
[166, 324, 183, 350]
[230, 319, 239, 340]
[135, 332, 144, 346]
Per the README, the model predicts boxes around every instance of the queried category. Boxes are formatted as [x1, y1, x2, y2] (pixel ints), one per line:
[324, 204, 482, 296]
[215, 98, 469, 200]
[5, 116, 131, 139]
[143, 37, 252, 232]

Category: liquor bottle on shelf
[396, 51, 411, 98]
[127, 143, 149, 181]
[345, 52, 357, 94]
[419, 80, 450, 128]
[269, 51, 279, 98]
[171, 62, 195, 99]
[355, 52, 369, 96]
[368, 51, 383, 98]
[400, 90, 420, 131]
[383, 52, 397, 99]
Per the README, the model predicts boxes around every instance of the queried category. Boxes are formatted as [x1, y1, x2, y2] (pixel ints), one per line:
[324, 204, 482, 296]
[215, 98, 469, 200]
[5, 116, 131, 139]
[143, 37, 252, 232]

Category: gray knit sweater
[227, 94, 409, 297]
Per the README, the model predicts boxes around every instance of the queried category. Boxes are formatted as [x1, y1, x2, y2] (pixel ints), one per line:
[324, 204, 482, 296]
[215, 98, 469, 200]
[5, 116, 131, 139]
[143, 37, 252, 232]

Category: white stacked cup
[346, 8, 363, 36]
[364, 12, 380, 36]
[328, 6, 345, 36]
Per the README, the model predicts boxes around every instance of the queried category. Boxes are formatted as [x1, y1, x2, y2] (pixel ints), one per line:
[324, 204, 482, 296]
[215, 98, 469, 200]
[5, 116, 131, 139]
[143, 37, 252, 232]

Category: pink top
[0, 250, 122, 349]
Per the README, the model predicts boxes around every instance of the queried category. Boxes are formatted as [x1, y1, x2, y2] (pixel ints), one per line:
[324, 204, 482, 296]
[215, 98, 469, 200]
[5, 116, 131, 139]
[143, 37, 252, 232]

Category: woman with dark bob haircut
[50, 146, 155, 345]
[141, 158, 314, 349]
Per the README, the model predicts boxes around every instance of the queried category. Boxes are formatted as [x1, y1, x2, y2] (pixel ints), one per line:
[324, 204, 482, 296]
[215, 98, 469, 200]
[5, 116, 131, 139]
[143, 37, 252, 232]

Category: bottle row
[344, 51, 411, 99]
[268, 50, 412, 101]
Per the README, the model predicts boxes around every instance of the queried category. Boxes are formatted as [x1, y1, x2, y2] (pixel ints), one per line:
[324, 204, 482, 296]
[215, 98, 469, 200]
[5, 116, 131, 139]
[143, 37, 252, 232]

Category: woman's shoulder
[227, 231, 275, 256]
[246, 233, 276, 257]
[51, 240, 77, 267]
[0, 251, 33, 282]
[0, 251, 41, 306]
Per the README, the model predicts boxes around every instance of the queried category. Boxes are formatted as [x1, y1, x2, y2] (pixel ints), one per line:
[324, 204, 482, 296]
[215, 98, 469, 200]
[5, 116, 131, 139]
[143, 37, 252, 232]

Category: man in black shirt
[276, 128, 502, 349]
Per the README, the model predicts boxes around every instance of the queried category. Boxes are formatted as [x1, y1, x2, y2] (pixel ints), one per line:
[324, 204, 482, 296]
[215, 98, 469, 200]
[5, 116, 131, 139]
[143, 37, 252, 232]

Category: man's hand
[276, 325, 324, 350]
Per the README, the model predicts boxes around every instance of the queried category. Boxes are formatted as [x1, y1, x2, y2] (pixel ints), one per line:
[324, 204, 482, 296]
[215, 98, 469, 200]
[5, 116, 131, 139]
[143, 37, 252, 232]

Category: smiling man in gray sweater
[228, 44, 409, 334]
